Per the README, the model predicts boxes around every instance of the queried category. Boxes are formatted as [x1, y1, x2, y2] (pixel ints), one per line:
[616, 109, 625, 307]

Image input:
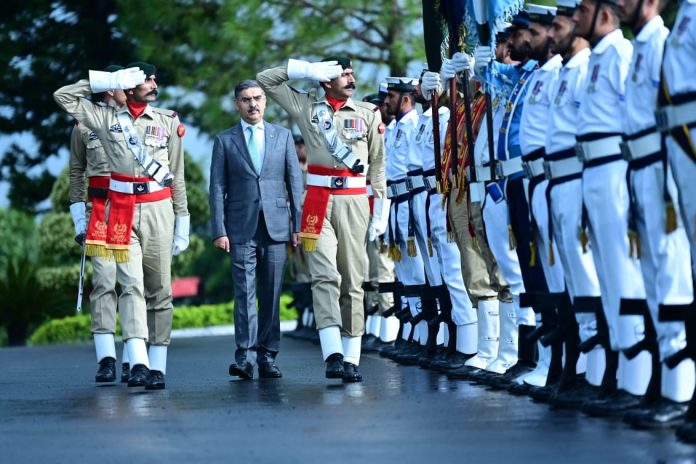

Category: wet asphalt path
[1, 335, 694, 464]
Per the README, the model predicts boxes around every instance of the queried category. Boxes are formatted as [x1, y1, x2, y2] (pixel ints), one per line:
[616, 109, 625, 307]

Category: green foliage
[0, 208, 36, 271]
[37, 211, 82, 265]
[116, 0, 424, 133]
[28, 294, 298, 345]
[171, 233, 206, 279]
[183, 152, 210, 230]
[50, 166, 72, 213]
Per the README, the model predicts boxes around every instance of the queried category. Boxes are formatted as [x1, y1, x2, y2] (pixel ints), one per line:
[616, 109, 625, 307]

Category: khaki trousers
[307, 195, 370, 337]
[448, 186, 510, 304]
[86, 202, 119, 334]
[117, 199, 175, 344]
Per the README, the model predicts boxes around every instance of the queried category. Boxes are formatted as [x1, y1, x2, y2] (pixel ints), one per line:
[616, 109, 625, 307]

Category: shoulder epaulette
[354, 100, 377, 112]
[152, 107, 178, 118]
[288, 85, 308, 94]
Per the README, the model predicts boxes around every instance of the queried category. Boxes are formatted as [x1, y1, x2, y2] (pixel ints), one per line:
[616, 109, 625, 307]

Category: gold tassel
[427, 238, 433, 257]
[579, 227, 589, 253]
[393, 246, 402, 262]
[379, 239, 388, 254]
[549, 241, 555, 267]
[407, 237, 418, 257]
[508, 224, 517, 250]
[529, 241, 537, 267]
[301, 238, 318, 252]
[628, 230, 642, 259]
[665, 202, 677, 233]
[436, 180, 442, 194]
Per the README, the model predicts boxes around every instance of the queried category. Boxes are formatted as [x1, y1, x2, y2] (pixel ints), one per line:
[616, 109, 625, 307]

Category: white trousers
[667, 132, 696, 276]
[529, 179, 565, 293]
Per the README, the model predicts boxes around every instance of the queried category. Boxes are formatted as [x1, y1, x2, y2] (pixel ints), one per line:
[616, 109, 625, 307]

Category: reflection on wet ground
[1, 336, 694, 463]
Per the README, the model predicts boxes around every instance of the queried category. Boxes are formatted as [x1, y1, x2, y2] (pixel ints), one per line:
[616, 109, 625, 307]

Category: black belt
[87, 187, 108, 199]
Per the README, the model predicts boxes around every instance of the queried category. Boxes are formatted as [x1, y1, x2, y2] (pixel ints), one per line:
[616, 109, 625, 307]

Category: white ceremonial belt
[406, 174, 425, 191]
[306, 173, 366, 189]
[496, 157, 523, 177]
[387, 180, 408, 199]
[470, 182, 487, 203]
[366, 185, 374, 196]
[109, 179, 165, 195]
[473, 165, 494, 182]
[423, 175, 437, 191]
[622, 131, 662, 161]
[522, 158, 545, 179]
[575, 135, 622, 163]
[656, 100, 696, 133]
[543, 157, 583, 180]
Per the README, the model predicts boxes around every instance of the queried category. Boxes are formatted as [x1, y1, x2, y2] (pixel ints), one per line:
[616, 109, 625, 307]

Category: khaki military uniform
[55, 80, 188, 345]
[257, 67, 386, 337]
[69, 123, 118, 334]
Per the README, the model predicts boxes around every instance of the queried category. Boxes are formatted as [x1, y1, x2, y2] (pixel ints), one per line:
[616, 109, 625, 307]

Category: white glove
[172, 215, 190, 256]
[69, 201, 87, 243]
[368, 198, 391, 242]
[473, 45, 493, 74]
[420, 71, 442, 100]
[89, 67, 146, 93]
[451, 52, 474, 73]
[287, 59, 343, 82]
[440, 58, 457, 81]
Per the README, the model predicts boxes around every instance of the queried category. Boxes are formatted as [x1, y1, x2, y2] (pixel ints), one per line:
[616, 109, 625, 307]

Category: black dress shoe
[342, 362, 362, 383]
[145, 370, 166, 390]
[229, 361, 254, 380]
[508, 382, 533, 395]
[121, 363, 130, 383]
[258, 362, 283, 378]
[676, 420, 696, 444]
[447, 365, 480, 380]
[488, 363, 534, 390]
[127, 364, 150, 387]
[582, 389, 643, 417]
[529, 383, 558, 402]
[95, 357, 116, 383]
[325, 353, 345, 379]
[625, 399, 688, 429]
[549, 380, 598, 409]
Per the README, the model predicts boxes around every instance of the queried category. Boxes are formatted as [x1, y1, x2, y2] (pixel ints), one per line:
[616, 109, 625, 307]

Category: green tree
[115, 0, 424, 133]
[0, 208, 36, 271]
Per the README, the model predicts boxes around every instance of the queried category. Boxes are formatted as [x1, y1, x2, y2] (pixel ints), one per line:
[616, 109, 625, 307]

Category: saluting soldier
[257, 56, 387, 382]
[68, 64, 129, 383]
[55, 62, 190, 390]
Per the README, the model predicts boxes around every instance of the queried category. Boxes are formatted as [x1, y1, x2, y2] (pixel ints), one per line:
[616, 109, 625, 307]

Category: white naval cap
[386, 77, 419, 93]
[526, 1, 557, 25]
[379, 81, 388, 95]
[555, 0, 581, 16]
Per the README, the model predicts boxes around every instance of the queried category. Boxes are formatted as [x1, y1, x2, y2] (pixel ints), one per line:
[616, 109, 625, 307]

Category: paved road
[1, 335, 694, 464]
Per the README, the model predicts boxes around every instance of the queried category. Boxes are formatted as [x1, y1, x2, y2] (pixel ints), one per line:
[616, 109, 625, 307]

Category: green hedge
[29, 294, 297, 346]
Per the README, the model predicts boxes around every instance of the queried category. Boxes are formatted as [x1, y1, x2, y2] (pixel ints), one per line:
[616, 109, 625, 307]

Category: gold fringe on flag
[665, 202, 677, 233]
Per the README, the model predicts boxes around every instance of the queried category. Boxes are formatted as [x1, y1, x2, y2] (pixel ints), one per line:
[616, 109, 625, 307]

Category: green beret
[103, 64, 124, 73]
[126, 61, 157, 78]
[321, 56, 352, 70]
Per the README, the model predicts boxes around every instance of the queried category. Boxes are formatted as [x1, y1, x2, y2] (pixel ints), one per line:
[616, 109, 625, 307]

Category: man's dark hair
[234, 80, 263, 99]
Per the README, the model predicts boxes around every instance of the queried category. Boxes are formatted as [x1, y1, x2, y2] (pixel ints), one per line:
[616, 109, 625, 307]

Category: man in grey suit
[209, 80, 304, 379]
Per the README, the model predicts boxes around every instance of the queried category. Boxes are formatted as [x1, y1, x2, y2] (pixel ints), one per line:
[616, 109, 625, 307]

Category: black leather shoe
[258, 362, 283, 379]
[145, 370, 166, 390]
[625, 399, 688, 429]
[95, 357, 116, 383]
[529, 383, 558, 402]
[508, 382, 533, 395]
[582, 389, 642, 417]
[676, 420, 696, 444]
[342, 362, 362, 383]
[325, 353, 345, 379]
[549, 380, 598, 409]
[120, 363, 130, 383]
[447, 365, 481, 380]
[433, 352, 472, 373]
[229, 361, 254, 380]
[127, 364, 150, 387]
[488, 363, 534, 390]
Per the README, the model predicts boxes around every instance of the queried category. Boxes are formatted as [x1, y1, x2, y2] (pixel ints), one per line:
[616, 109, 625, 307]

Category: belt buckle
[654, 108, 669, 133]
[619, 141, 632, 162]
[331, 176, 347, 189]
[133, 182, 150, 195]
[405, 178, 414, 191]
[423, 176, 432, 191]
[389, 184, 398, 197]
[574, 143, 586, 164]
[495, 162, 504, 178]
[522, 162, 532, 179]
[543, 161, 552, 180]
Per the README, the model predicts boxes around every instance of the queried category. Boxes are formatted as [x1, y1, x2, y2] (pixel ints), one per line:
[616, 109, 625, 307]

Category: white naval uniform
[577, 28, 650, 395]
[545, 47, 605, 385]
[415, 105, 477, 353]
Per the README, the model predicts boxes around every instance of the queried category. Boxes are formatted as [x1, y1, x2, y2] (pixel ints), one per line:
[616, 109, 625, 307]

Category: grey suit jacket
[209, 121, 303, 243]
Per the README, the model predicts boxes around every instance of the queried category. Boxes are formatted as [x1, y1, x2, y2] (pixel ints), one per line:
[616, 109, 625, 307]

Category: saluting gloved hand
[89, 67, 146, 93]
[69, 201, 87, 245]
[287, 59, 343, 82]
[368, 198, 391, 242]
[420, 71, 442, 100]
[473, 45, 494, 74]
[172, 215, 190, 256]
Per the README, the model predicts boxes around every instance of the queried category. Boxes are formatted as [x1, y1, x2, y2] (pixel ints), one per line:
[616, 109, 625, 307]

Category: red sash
[84, 176, 110, 258]
[105, 173, 172, 262]
[300, 165, 366, 252]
